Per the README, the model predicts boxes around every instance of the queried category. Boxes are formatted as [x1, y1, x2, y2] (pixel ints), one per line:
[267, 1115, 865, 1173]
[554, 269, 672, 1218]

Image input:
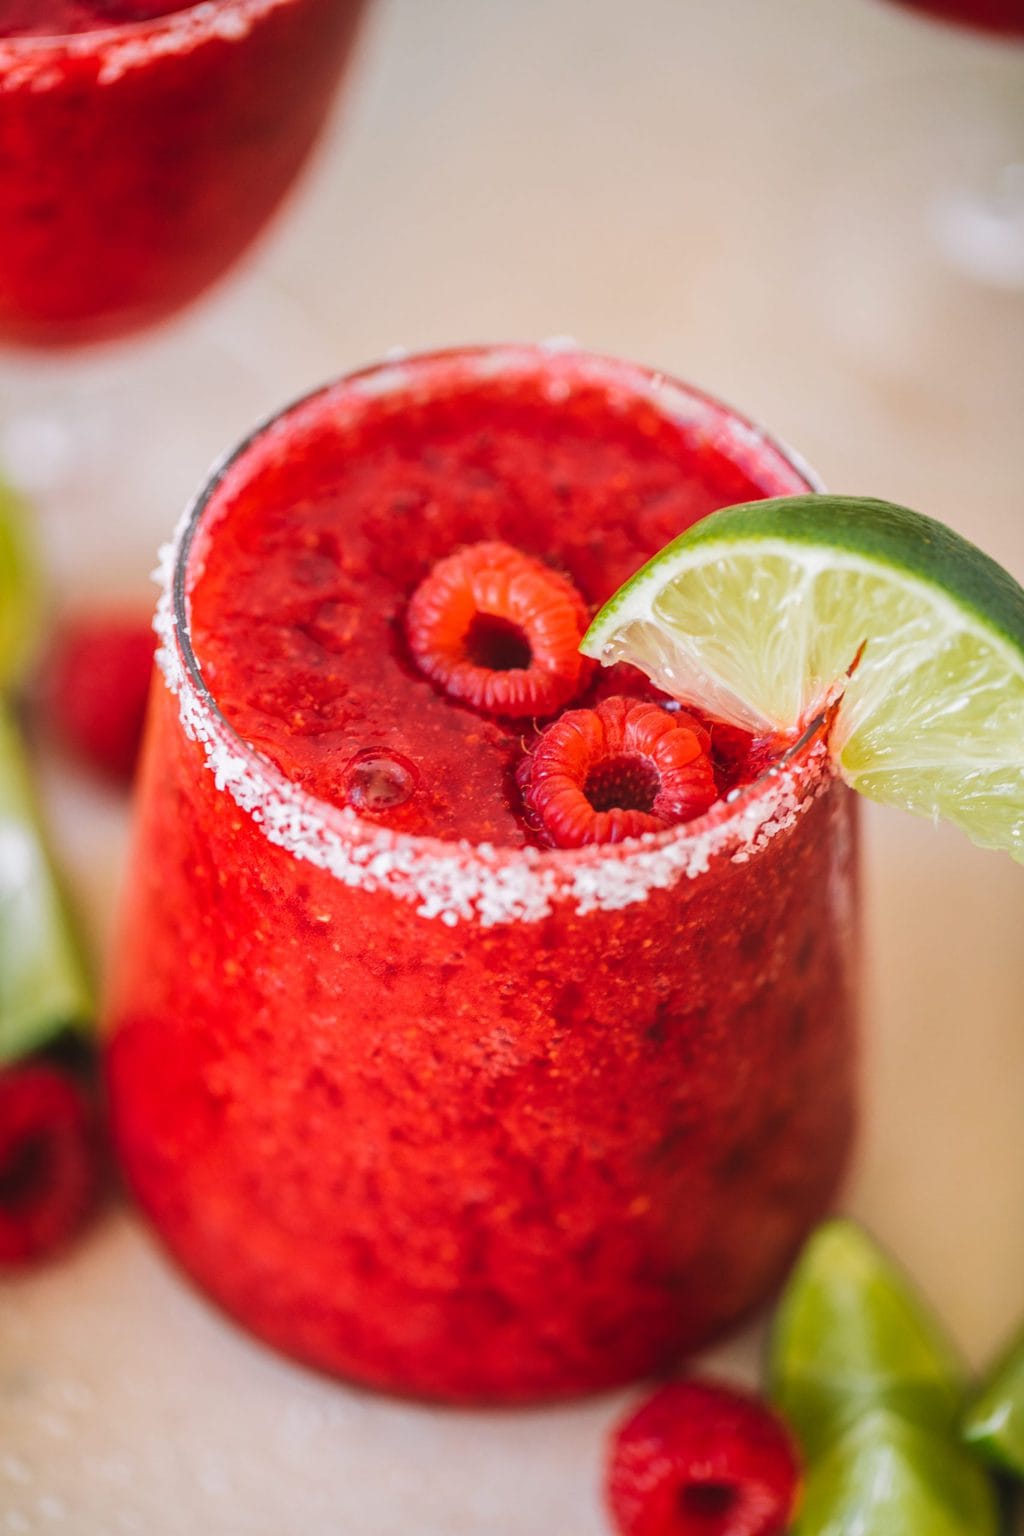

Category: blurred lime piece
[0, 476, 41, 690]
[793, 1408, 999, 1536]
[0, 701, 93, 1063]
[768, 1219, 965, 1459]
[963, 1323, 1024, 1477]
[581, 495, 1024, 862]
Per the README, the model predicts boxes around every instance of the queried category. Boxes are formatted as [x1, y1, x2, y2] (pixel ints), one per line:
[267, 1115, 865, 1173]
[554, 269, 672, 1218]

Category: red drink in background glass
[105, 346, 859, 1404]
[0, 0, 367, 348]
[0, 3, 195, 35]
[886, 0, 1024, 36]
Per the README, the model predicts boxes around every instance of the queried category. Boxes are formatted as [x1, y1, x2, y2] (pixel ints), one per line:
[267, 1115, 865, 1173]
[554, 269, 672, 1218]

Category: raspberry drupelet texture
[517, 695, 718, 847]
[606, 1379, 802, 1536]
[405, 540, 592, 718]
[0, 1065, 102, 1266]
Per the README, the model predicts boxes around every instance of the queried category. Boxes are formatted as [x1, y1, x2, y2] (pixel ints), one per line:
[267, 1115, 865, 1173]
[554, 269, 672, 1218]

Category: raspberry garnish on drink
[516, 695, 717, 847]
[405, 539, 592, 718]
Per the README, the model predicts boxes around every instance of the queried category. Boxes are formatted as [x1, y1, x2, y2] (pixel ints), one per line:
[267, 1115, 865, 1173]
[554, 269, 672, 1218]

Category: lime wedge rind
[793, 1408, 1000, 1536]
[584, 497, 1024, 655]
[582, 496, 1024, 863]
[768, 1220, 966, 1461]
[0, 476, 91, 1060]
[0, 478, 41, 691]
[962, 1326, 1024, 1477]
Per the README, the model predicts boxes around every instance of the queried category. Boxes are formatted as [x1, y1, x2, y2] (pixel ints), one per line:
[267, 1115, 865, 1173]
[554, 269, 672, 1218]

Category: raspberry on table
[405, 540, 592, 718]
[37, 611, 156, 787]
[0, 1064, 103, 1267]
[517, 695, 718, 848]
[606, 1379, 802, 1536]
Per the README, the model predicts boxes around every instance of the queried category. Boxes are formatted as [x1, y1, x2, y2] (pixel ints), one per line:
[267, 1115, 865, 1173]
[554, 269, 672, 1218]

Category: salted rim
[0, 0, 296, 87]
[155, 341, 837, 928]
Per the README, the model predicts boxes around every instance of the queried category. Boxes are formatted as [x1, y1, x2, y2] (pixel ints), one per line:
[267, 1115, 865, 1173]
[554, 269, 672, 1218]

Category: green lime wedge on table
[581, 495, 1024, 861]
[0, 481, 92, 1063]
[793, 1407, 1000, 1536]
[0, 478, 41, 689]
[963, 1323, 1024, 1477]
[0, 703, 93, 1062]
[768, 1220, 966, 1460]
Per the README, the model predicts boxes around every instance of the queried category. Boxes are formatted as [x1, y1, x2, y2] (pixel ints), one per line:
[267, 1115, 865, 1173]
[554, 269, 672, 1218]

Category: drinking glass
[105, 345, 860, 1404]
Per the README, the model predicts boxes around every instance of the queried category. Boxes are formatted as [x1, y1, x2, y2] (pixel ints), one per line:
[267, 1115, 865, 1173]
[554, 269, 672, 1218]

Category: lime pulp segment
[581, 496, 1024, 861]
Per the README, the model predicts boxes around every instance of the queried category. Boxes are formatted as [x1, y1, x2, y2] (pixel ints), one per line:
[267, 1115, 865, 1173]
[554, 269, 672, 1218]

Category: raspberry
[37, 612, 156, 786]
[606, 1380, 802, 1536]
[0, 1065, 103, 1267]
[405, 542, 591, 718]
[517, 695, 717, 848]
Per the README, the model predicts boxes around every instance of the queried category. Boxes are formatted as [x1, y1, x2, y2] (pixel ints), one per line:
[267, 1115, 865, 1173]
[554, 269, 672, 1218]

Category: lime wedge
[0, 701, 93, 1063]
[0, 476, 41, 689]
[768, 1220, 965, 1459]
[962, 1323, 1024, 1477]
[0, 474, 90, 1059]
[581, 495, 1024, 861]
[793, 1408, 999, 1536]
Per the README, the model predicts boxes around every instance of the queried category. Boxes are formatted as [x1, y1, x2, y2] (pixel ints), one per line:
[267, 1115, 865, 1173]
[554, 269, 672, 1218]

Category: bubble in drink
[343, 752, 417, 812]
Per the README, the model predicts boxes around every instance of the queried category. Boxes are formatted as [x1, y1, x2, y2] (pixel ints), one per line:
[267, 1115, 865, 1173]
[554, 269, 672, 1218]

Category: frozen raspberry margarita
[105, 345, 859, 1403]
[0, 0, 366, 347]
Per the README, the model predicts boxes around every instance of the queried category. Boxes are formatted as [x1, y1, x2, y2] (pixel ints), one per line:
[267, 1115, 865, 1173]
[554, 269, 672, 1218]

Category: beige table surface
[2, 0, 1023, 1531]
